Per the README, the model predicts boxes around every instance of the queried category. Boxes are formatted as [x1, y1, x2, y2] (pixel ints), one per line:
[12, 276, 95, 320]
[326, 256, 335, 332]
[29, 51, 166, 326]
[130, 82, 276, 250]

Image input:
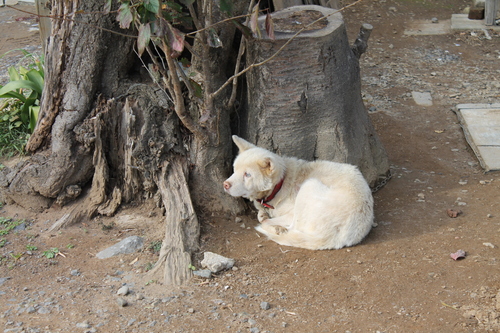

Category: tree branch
[162, 39, 207, 141]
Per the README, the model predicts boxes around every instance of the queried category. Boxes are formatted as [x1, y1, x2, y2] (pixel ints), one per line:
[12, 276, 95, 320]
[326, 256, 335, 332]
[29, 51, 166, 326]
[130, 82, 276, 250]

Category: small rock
[0, 277, 11, 286]
[260, 301, 271, 310]
[187, 308, 195, 313]
[76, 322, 91, 329]
[70, 269, 81, 276]
[117, 285, 129, 296]
[37, 307, 50, 314]
[201, 252, 235, 273]
[96, 236, 144, 259]
[117, 297, 128, 307]
[250, 328, 260, 333]
[431, 17, 439, 23]
[483, 242, 495, 248]
[193, 269, 212, 279]
[235, 217, 242, 223]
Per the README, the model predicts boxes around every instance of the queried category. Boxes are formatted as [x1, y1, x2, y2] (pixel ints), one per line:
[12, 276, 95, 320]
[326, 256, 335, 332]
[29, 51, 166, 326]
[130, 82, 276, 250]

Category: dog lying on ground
[223, 135, 374, 250]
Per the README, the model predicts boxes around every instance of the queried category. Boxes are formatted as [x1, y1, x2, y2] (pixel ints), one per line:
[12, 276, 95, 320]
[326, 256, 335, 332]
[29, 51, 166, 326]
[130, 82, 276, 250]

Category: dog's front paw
[257, 210, 270, 222]
[274, 226, 288, 235]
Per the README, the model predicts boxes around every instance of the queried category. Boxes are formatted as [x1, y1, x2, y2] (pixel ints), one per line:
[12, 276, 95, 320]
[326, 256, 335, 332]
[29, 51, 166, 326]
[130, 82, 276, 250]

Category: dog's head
[223, 136, 285, 200]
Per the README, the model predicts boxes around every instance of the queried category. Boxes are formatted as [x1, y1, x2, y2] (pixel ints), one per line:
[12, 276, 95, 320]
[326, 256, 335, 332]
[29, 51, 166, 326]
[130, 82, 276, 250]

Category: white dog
[223, 135, 374, 250]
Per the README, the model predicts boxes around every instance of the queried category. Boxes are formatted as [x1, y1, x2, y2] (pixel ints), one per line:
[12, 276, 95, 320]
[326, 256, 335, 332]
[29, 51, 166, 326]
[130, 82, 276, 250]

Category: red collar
[259, 178, 284, 209]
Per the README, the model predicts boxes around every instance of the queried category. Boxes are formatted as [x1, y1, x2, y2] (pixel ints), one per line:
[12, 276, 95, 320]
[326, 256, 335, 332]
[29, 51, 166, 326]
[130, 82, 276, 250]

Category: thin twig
[228, 0, 255, 110]
[6, 5, 138, 38]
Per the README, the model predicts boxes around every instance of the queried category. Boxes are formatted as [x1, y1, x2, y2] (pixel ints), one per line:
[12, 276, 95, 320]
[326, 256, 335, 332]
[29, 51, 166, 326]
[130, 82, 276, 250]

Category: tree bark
[242, 5, 389, 186]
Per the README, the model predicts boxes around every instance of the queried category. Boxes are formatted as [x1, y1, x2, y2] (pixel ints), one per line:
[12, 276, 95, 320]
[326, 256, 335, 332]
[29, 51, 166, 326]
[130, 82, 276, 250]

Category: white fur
[223, 135, 374, 250]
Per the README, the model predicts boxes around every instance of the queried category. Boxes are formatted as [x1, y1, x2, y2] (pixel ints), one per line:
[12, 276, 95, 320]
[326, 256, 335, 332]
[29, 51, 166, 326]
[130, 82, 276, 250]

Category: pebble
[117, 285, 129, 296]
[76, 322, 91, 329]
[117, 297, 128, 307]
[260, 301, 271, 310]
[37, 307, 50, 314]
[193, 269, 212, 279]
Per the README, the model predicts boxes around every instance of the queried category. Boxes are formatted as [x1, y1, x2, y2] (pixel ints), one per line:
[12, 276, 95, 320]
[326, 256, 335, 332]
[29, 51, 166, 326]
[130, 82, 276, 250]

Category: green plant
[26, 244, 38, 251]
[0, 50, 44, 133]
[0, 239, 6, 248]
[149, 240, 162, 253]
[42, 247, 59, 259]
[66, 243, 75, 249]
[0, 217, 24, 236]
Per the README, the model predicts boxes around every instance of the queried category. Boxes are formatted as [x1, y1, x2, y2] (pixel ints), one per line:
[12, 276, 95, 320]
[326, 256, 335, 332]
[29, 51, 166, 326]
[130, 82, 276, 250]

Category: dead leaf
[265, 12, 275, 40]
[250, 2, 261, 38]
[446, 209, 462, 218]
[450, 249, 466, 260]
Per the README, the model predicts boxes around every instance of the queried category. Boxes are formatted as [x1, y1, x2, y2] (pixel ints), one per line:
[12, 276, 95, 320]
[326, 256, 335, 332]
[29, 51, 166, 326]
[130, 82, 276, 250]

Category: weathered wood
[148, 159, 199, 286]
[352, 23, 373, 59]
[243, 5, 389, 186]
[485, 0, 499, 25]
[35, 0, 51, 54]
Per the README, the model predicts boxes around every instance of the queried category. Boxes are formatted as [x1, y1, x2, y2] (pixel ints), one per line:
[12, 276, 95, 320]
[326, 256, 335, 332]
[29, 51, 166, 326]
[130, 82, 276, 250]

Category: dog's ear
[258, 157, 274, 175]
[232, 135, 256, 152]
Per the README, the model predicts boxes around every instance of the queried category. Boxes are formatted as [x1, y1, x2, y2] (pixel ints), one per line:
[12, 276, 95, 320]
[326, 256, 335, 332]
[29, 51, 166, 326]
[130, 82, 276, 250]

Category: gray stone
[201, 252, 235, 273]
[117, 285, 129, 296]
[260, 301, 271, 310]
[0, 277, 10, 286]
[96, 236, 144, 259]
[37, 307, 50, 314]
[192, 269, 212, 279]
[70, 269, 81, 276]
[117, 297, 128, 307]
[76, 322, 91, 329]
[411, 91, 433, 106]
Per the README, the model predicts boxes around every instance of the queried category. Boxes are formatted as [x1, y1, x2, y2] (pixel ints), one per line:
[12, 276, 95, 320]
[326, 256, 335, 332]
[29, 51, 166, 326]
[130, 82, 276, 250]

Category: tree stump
[242, 5, 389, 186]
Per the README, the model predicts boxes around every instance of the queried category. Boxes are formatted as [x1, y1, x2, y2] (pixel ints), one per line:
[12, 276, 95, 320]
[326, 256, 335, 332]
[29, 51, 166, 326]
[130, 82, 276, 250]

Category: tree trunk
[242, 5, 389, 186]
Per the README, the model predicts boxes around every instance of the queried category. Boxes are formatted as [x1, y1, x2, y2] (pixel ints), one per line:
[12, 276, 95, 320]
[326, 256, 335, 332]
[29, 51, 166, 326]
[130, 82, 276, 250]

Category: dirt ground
[1, 1, 500, 332]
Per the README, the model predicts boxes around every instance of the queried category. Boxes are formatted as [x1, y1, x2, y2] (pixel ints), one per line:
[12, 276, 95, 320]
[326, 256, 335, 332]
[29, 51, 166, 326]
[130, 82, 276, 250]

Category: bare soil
[1, 1, 500, 332]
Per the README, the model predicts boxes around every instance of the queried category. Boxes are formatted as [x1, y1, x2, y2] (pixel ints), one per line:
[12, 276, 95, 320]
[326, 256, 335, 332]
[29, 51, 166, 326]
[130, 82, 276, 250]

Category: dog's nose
[223, 181, 231, 190]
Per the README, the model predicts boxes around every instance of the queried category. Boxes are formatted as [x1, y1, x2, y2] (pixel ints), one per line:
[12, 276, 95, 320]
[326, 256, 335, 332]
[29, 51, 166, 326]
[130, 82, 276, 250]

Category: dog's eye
[244, 172, 251, 178]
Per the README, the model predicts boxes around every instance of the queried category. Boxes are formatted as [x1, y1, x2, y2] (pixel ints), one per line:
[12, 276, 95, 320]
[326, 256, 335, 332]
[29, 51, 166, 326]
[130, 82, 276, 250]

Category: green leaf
[117, 2, 133, 29]
[166, 1, 182, 13]
[189, 79, 202, 98]
[219, 0, 232, 15]
[207, 28, 223, 48]
[0, 90, 26, 102]
[26, 69, 44, 94]
[144, 0, 160, 14]
[137, 23, 151, 57]
[0, 80, 39, 98]
[29, 105, 39, 132]
[8, 67, 20, 81]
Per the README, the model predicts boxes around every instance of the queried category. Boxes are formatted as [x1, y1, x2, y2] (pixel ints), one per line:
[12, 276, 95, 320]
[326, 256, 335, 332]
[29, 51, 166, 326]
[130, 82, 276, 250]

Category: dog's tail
[255, 224, 328, 250]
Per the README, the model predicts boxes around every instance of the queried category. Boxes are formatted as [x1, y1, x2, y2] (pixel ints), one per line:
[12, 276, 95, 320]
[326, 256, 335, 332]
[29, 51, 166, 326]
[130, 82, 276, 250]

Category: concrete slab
[451, 14, 500, 31]
[412, 91, 433, 106]
[456, 104, 500, 172]
[404, 19, 451, 35]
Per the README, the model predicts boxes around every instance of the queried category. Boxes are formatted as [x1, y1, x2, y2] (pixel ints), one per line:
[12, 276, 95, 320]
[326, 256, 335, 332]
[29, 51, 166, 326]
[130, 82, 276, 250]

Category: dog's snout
[223, 181, 231, 191]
